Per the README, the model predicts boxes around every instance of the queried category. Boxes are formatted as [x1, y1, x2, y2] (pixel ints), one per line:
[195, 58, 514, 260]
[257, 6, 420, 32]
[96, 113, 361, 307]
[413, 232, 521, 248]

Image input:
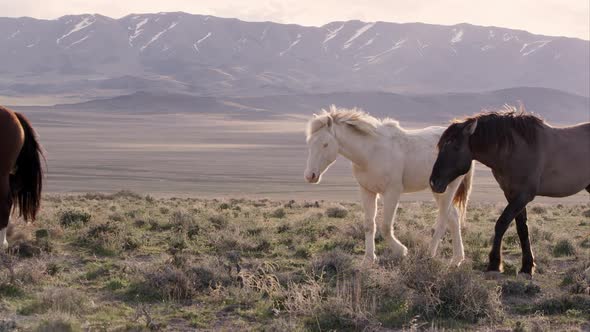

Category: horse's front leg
[488, 195, 532, 272]
[381, 189, 407, 257]
[359, 187, 378, 266]
[431, 177, 464, 266]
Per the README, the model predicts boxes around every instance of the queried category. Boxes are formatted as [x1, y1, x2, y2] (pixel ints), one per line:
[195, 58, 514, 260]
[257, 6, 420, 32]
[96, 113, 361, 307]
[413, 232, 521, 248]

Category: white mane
[306, 105, 402, 140]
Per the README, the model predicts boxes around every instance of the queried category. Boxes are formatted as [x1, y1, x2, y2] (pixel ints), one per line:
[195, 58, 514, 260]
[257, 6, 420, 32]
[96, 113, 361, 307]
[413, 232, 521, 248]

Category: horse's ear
[312, 113, 318, 118]
[463, 119, 477, 136]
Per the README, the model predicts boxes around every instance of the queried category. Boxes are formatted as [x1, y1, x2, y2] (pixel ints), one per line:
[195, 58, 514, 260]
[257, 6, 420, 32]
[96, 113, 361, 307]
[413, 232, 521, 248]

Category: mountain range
[17, 87, 584, 125]
[0, 12, 588, 102]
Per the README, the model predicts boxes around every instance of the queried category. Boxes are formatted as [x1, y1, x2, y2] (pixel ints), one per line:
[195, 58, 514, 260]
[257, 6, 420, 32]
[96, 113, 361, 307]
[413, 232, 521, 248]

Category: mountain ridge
[1, 12, 588, 99]
[8, 12, 589, 42]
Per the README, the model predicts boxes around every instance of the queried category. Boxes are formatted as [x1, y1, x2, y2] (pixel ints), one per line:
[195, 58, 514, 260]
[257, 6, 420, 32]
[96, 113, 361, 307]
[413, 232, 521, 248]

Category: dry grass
[0, 193, 588, 330]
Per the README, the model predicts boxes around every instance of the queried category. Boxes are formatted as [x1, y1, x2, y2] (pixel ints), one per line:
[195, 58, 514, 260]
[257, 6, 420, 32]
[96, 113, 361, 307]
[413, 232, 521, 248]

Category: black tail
[11, 112, 44, 221]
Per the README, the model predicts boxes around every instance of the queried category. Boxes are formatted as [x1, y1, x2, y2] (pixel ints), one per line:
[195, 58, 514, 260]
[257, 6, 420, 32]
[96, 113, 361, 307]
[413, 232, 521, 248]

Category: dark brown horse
[0, 106, 44, 248]
[429, 107, 590, 275]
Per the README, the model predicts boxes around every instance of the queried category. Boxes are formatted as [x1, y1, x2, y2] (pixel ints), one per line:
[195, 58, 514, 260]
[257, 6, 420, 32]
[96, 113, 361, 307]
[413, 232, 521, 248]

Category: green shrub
[209, 215, 228, 229]
[34, 314, 81, 332]
[311, 250, 354, 278]
[270, 208, 286, 219]
[59, 210, 91, 227]
[400, 248, 503, 323]
[0, 283, 25, 298]
[501, 280, 541, 297]
[533, 295, 590, 315]
[78, 222, 139, 256]
[325, 206, 348, 218]
[20, 288, 89, 316]
[304, 298, 373, 331]
[105, 277, 129, 291]
[130, 258, 234, 302]
[553, 239, 576, 257]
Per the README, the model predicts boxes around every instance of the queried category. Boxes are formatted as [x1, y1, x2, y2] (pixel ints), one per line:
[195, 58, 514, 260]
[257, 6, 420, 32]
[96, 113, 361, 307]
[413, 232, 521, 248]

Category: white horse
[304, 106, 473, 266]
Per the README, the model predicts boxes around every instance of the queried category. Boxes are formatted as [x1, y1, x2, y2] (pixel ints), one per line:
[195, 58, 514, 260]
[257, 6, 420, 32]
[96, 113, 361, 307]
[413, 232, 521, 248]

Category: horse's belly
[401, 158, 433, 193]
[538, 180, 589, 197]
[401, 168, 430, 193]
[539, 160, 590, 197]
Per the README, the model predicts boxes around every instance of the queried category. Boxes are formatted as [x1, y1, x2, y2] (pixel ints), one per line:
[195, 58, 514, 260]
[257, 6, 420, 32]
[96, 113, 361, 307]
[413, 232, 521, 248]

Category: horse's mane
[438, 105, 545, 152]
[306, 105, 401, 140]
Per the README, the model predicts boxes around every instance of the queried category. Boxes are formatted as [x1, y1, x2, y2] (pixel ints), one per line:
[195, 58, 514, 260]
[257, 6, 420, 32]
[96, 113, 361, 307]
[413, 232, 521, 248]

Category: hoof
[450, 256, 464, 267]
[361, 255, 378, 268]
[394, 246, 408, 258]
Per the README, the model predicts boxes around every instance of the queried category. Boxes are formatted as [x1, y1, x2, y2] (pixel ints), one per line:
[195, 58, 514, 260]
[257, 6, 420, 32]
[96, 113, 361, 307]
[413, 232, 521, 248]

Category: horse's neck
[472, 147, 506, 171]
[333, 124, 374, 168]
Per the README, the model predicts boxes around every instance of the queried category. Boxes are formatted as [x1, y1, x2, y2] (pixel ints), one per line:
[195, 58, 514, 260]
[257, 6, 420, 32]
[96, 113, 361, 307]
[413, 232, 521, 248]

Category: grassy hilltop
[0, 191, 589, 331]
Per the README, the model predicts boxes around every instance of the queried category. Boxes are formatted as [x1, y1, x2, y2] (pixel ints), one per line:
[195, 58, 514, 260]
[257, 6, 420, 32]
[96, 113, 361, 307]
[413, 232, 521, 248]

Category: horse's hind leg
[515, 208, 535, 275]
[0, 175, 11, 248]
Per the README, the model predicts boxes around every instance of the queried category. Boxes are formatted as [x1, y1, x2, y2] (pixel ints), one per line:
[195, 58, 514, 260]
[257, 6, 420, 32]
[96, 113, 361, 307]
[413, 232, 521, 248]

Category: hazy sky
[0, 0, 588, 39]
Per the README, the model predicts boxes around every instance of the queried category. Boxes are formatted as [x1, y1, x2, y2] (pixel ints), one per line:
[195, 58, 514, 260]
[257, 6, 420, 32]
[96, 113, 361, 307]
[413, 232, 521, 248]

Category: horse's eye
[323, 143, 328, 148]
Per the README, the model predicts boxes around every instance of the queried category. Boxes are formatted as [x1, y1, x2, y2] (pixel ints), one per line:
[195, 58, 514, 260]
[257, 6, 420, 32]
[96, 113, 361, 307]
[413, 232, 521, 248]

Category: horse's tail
[11, 112, 44, 222]
[453, 161, 474, 224]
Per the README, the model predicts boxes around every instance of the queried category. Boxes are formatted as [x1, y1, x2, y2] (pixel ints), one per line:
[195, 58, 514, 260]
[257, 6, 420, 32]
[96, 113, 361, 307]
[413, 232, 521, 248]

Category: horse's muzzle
[304, 171, 319, 183]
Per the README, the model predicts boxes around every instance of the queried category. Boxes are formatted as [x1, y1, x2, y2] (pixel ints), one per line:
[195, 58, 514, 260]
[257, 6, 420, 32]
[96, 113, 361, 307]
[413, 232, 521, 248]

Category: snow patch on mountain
[129, 18, 149, 46]
[323, 24, 344, 44]
[358, 35, 377, 50]
[520, 40, 551, 56]
[193, 32, 212, 53]
[8, 30, 20, 39]
[363, 38, 406, 64]
[57, 16, 95, 44]
[140, 21, 178, 52]
[503, 33, 519, 42]
[451, 28, 463, 44]
[68, 35, 90, 48]
[343, 22, 375, 49]
[279, 33, 301, 56]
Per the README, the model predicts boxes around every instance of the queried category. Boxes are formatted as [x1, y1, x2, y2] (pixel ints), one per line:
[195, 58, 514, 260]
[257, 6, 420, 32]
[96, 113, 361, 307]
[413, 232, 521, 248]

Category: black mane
[438, 109, 545, 152]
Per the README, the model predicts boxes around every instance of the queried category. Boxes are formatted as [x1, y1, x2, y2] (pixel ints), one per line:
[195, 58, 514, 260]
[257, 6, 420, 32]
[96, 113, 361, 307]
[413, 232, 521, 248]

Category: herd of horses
[0, 103, 589, 277]
[304, 105, 589, 275]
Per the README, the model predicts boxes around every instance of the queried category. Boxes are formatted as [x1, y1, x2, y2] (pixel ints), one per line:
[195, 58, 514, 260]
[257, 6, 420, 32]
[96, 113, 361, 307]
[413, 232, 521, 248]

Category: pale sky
[0, 0, 588, 40]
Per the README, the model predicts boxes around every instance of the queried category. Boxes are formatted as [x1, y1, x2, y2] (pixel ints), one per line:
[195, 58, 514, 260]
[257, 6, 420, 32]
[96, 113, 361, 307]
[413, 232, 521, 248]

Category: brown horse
[0, 106, 44, 248]
[429, 107, 590, 275]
